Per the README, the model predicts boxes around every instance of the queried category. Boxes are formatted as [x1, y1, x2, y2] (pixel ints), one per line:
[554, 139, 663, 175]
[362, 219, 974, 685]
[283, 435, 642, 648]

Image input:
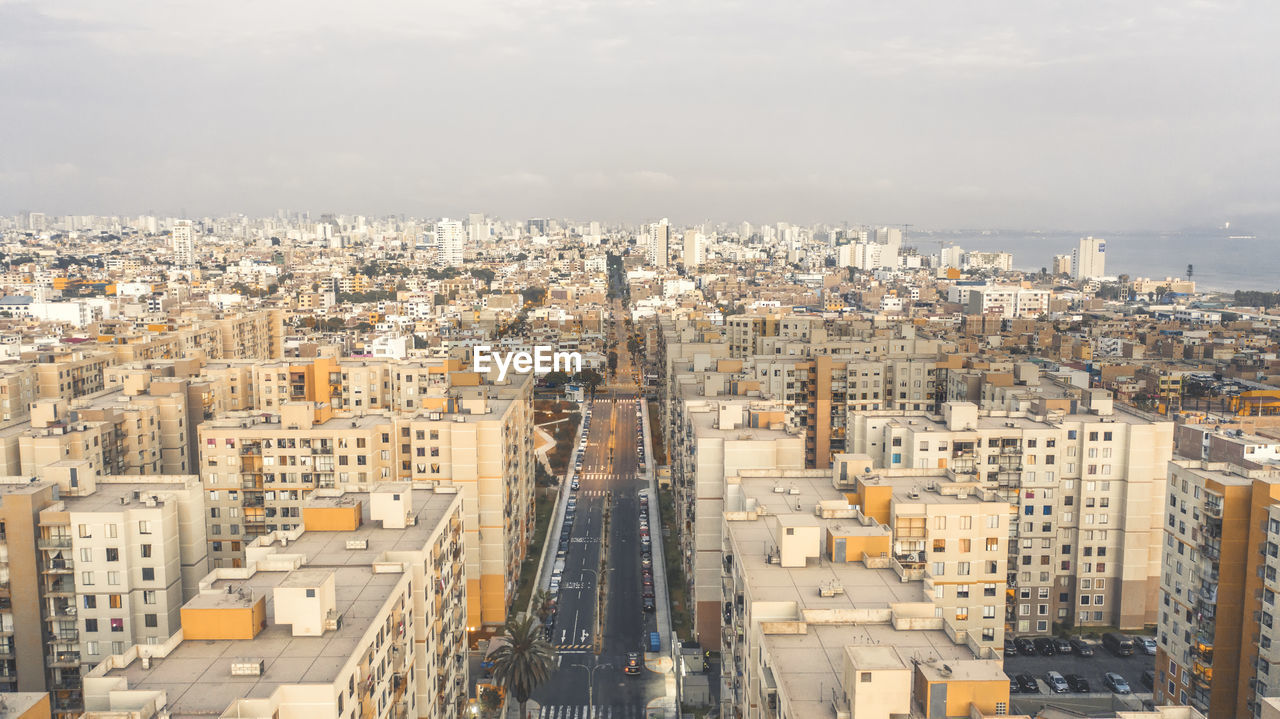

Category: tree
[542, 370, 571, 388]
[521, 287, 546, 306]
[531, 590, 555, 622]
[627, 338, 641, 355]
[490, 613, 556, 719]
[575, 369, 605, 396]
[607, 351, 618, 373]
[479, 687, 504, 719]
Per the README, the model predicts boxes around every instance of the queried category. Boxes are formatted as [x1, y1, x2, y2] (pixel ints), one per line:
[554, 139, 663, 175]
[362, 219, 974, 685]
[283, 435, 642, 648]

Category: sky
[1, 0, 1278, 231]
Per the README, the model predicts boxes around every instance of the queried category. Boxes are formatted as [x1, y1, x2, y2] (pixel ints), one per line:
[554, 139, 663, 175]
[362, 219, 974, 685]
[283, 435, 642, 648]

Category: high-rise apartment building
[848, 394, 1173, 634]
[82, 485, 468, 719]
[682, 230, 704, 268]
[434, 219, 464, 267]
[1155, 460, 1280, 718]
[1073, 236, 1107, 280]
[648, 218, 669, 268]
[170, 221, 194, 267]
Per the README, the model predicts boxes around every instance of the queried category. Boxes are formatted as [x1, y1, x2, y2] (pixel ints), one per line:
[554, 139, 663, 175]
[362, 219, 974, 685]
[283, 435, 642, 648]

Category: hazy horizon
[2, 1, 1278, 231]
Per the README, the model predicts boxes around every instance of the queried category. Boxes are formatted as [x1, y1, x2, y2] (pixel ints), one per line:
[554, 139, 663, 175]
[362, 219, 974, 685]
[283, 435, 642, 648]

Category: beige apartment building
[720, 461, 1011, 719]
[197, 376, 534, 632]
[1155, 460, 1280, 719]
[665, 394, 805, 645]
[0, 464, 208, 718]
[82, 484, 467, 719]
[847, 396, 1173, 634]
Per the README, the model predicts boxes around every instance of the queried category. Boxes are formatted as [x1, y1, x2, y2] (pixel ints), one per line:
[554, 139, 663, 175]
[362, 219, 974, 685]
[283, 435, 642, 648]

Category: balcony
[38, 537, 72, 550]
[46, 653, 81, 668]
[1204, 498, 1223, 518]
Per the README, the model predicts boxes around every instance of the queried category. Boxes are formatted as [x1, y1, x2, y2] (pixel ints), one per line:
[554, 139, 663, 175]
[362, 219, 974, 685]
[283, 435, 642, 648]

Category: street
[531, 308, 664, 718]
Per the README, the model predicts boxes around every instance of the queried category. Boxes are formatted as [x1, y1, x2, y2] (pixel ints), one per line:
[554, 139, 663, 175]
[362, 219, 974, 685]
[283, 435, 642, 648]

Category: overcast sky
[1, 0, 1277, 230]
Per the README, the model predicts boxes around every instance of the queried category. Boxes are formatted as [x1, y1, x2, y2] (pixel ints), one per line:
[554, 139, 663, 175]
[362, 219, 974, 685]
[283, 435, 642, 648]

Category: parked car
[1069, 638, 1096, 657]
[624, 652, 642, 675]
[643, 597, 655, 612]
[1053, 638, 1073, 654]
[1142, 669, 1155, 689]
[1015, 638, 1036, 656]
[1142, 637, 1158, 656]
[1004, 641, 1018, 657]
[1066, 674, 1090, 692]
[1103, 633, 1135, 657]
[1015, 674, 1040, 693]
[1104, 672, 1131, 694]
[1033, 637, 1057, 656]
[1045, 671, 1069, 694]
[571, 479, 579, 490]
[1008, 677, 1020, 694]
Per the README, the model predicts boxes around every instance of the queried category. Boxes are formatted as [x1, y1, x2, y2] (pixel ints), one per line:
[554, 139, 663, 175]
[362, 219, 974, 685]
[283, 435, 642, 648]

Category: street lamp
[570, 660, 611, 713]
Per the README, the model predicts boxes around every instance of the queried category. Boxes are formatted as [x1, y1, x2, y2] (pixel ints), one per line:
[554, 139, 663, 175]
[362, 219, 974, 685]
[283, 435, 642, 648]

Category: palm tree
[531, 590, 555, 622]
[490, 613, 557, 719]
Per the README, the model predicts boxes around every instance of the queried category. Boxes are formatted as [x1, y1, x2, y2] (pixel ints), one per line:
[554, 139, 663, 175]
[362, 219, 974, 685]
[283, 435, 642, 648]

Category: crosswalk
[538, 705, 647, 719]
[553, 643, 592, 651]
[577, 473, 613, 482]
[573, 490, 610, 497]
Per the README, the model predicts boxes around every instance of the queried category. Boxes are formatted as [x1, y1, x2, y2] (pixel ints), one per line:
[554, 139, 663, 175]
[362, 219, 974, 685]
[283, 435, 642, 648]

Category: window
[141, 544, 152, 558]
[306, 589, 316, 598]
[106, 547, 119, 562]
[144, 614, 158, 628]
[82, 571, 94, 586]
[860, 672, 872, 683]
[85, 619, 98, 632]
[142, 567, 155, 581]
[79, 524, 91, 538]
[83, 595, 97, 609]
[109, 594, 122, 608]
[143, 590, 156, 605]
[107, 571, 120, 586]
[110, 618, 124, 632]
[80, 548, 92, 562]
[138, 520, 151, 534]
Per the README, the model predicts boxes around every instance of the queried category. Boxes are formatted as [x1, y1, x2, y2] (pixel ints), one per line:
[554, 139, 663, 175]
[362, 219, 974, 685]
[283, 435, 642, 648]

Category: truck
[649, 631, 661, 652]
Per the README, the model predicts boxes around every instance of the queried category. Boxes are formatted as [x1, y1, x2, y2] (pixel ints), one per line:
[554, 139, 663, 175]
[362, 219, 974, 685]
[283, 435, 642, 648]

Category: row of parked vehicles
[1010, 671, 1141, 695]
[1004, 633, 1155, 658]
[639, 488, 655, 612]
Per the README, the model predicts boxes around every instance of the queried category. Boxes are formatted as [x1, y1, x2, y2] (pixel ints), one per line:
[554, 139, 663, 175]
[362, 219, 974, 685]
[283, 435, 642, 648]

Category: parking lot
[1005, 639, 1155, 697]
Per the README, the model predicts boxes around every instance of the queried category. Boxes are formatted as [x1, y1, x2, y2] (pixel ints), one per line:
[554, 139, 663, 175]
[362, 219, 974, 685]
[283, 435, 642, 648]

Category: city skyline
[2, 1, 1278, 231]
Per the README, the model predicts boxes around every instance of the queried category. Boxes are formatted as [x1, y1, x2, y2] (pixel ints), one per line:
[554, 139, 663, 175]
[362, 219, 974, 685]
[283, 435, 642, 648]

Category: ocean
[911, 230, 1280, 293]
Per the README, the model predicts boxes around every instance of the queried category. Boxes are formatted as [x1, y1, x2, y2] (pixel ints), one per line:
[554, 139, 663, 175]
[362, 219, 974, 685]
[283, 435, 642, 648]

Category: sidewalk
[532, 408, 588, 606]
[639, 398, 678, 719]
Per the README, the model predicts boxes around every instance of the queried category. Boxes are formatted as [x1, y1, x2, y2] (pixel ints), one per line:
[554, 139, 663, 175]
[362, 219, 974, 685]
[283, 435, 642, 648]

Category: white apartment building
[170, 221, 195, 267]
[33, 464, 208, 676]
[648, 218, 670, 268]
[434, 219, 464, 267]
[1073, 236, 1107, 280]
[965, 286, 1051, 319]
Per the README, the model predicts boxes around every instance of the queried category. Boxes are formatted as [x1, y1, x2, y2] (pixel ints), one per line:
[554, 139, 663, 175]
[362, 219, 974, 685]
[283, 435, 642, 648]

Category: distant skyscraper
[435, 219, 465, 267]
[875, 226, 902, 269]
[1052, 254, 1073, 276]
[739, 221, 752, 241]
[682, 230, 704, 268]
[940, 245, 965, 270]
[172, 220, 195, 267]
[1072, 236, 1106, 280]
[648, 219, 669, 268]
[467, 213, 485, 244]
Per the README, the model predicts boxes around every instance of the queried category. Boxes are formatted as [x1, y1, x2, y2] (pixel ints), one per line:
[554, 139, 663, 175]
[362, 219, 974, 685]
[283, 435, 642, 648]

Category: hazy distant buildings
[1052, 253, 1073, 276]
[1073, 236, 1107, 280]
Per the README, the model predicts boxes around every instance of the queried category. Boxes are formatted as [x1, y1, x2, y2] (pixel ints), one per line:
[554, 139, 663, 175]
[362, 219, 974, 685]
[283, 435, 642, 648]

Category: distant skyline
[2, 1, 1278, 231]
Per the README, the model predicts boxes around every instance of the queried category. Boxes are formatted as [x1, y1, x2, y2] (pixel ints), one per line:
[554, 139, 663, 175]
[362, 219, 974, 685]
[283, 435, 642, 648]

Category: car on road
[643, 586, 655, 599]
[1053, 638, 1072, 654]
[1066, 674, 1090, 692]
[1069, 638, 1095, 656]
[1141, 637, 1157, 656]
[1103, 672, 1131, 694]
[624, 653, 642, 675]
[549, 578, 560, 593]
[1003, 641, 1017, 657]
[641, 555, 652, 568]
[643, 597, 655, 612]
[1015, 673, 1039, 693]
[571, 479, 579, 490]
[1045, 671, 1069, 694]
[1033, 638, 1056, 656]
[1015, 637, 1036, 655]
[1008, 677, 1020, 694]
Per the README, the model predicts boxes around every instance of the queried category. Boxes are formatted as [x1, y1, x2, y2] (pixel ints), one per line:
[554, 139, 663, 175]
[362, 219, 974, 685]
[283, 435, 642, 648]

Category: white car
[1142, 637, 1157, 656]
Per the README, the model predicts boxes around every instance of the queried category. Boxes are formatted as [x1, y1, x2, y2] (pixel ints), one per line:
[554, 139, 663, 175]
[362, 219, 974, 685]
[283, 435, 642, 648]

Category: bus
[1102, 632, 1135, 657]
